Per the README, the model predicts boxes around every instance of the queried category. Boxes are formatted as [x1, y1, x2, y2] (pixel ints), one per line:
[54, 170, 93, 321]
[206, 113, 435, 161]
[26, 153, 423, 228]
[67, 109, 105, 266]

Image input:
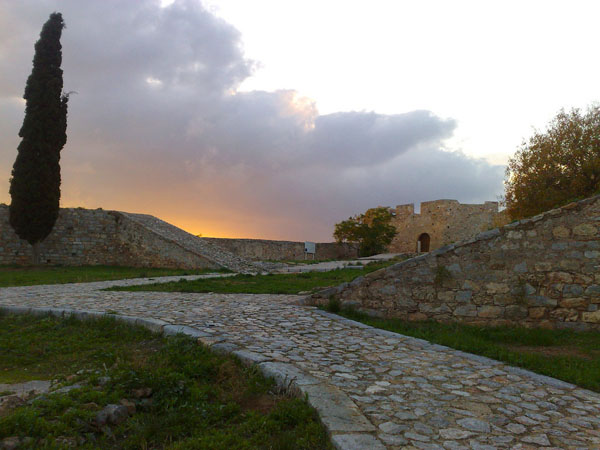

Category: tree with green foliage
[504, 105, 600, 220]
[334, 207, 397, 257]
[9, 12, 69, 263]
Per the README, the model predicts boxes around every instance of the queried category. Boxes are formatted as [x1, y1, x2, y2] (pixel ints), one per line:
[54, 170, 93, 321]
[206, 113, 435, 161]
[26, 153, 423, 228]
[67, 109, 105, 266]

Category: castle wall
[0, 205, 355, 268]
[388, 199, 509, 253]
[0, 205, 217, 269]
[313, 195, 600, 331]
[200, 238, 358, 261]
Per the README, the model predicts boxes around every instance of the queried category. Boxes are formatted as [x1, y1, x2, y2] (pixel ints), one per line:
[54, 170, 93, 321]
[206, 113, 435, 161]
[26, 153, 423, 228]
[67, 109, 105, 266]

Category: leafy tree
[9, 12, 69, 263]
[334, 207, 397, 257]
[504, 105, 600, 220]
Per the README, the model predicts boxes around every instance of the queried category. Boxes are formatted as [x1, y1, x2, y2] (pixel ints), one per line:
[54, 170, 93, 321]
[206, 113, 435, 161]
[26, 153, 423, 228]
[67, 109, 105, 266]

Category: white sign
[304, 241, 316, 254]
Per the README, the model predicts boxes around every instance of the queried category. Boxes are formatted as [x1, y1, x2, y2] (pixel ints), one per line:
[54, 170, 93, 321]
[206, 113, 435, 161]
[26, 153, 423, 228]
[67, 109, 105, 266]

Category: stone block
[461, 280, 479, 291]
[447, 263, 462, 275]
[232, 350, 271, 366]
[559, 260, 580, 271]
[528, 295, 557, 307]
[437, 291, 455, 302]
[478, 305, 503, 318]
[455, 290, 472, 302]
[559, 298, 588, 309]
[505, 305, 528, 319]
[562, 284, 584, 297]
[528, 307, 546, 319]
[552, 226, 570, 238]
[419, 303, 451, 314]
[547, 272, 573, 283]
[582, 310, 600, 323]
[485, 282, 510, 294]
[258, 362, 319, 386]
[573, 223, 597, 236]
[493, 295, 514, 306]
[301, 384, 376, 433]
[376, 284, 396, 295]
[550, 308, 578, 321]
[513, 261, 528, 273]
[454, 305, 477, 317]
[412, 286, 436, 300]
[395, 297, 416, 309]
[585, 285, 600, 297]
[533, 261, 552, 271]
[331, 434, 385, 450]
[574, 273, 593, 284]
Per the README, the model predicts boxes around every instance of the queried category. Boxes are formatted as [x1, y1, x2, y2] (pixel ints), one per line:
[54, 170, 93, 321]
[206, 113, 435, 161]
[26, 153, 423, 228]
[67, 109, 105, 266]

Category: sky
[1, 0, 599, 241]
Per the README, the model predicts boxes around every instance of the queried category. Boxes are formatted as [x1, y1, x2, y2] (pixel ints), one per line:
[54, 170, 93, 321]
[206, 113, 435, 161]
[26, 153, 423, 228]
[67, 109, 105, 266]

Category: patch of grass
[0, 314, 332, 449]
[108, 260, 396, 295]
[331, 308, 600, 392]
[0, 265, 230, 287]
[0, 313, 154, 384]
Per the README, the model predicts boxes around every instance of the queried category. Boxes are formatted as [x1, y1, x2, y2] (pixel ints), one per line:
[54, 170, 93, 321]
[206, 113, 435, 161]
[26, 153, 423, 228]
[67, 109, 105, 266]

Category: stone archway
[417, 233, 430, 252]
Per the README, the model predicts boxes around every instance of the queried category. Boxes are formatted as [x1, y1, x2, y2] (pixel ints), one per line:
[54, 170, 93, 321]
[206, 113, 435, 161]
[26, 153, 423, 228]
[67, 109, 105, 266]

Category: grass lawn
[0, 265, 229, 288]
[328, 306, 600, 392]
[108, 260, 395, 295]
[0, 313, 332, 449]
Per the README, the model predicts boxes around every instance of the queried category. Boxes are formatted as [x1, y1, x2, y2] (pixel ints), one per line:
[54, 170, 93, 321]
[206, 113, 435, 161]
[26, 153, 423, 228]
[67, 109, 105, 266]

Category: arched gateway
[417, 233, 430, 252]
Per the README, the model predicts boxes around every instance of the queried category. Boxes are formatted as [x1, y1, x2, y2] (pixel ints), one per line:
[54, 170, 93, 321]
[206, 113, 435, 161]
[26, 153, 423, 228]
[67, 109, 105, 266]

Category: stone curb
[0, 305, 383, 450]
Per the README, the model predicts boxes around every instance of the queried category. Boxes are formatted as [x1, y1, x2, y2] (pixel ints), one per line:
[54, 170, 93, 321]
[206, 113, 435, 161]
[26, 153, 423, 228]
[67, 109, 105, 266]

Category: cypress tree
[9, 12, 69, 264]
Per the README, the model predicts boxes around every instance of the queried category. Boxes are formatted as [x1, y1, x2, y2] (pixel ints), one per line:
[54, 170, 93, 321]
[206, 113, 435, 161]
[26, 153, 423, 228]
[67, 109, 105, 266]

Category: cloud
[0, 0, 505, 241]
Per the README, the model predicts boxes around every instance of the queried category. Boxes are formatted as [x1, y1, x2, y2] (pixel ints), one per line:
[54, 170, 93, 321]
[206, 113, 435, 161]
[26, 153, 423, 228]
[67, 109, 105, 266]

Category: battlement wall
[312, 194, 600, 331]
[389, 199, 509, 253]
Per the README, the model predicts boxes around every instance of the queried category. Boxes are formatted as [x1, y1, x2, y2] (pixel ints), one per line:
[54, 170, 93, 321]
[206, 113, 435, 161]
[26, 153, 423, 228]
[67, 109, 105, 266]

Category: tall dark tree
[9, 12, 69, 263]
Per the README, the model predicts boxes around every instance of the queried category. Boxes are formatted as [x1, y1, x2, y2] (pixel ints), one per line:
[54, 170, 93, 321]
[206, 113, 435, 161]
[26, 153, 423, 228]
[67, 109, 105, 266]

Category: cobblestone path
[1, 277, 600, 449]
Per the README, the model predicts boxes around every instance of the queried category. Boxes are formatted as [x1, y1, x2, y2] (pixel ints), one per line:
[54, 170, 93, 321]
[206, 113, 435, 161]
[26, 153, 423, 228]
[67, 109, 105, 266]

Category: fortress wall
[314, 195, 600, 330]
[0, 204, 353, 268]
[199, 237, 358, 261]
[388, 199, 509, 253]
[0, 205, 217, 269]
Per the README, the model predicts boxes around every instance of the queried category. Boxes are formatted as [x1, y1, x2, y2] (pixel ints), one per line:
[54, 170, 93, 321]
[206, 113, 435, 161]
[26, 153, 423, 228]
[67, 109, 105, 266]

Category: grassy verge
[0, 265, 230, 287]
[108, 260, 396, 295]
[327, 306, 600, 392]
[0, 313, 332, 449]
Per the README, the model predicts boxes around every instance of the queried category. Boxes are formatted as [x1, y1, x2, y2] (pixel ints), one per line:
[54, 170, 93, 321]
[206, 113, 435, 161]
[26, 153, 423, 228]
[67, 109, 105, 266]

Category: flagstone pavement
[1, 275, 600, 449]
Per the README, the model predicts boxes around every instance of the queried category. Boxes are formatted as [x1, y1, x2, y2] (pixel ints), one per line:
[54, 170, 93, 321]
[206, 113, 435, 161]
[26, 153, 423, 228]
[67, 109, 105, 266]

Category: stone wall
[388, 199, 509, 253]
[200, 237, 358, 261]
[315, 195, 600, 330]
[0, 205, 252, 271]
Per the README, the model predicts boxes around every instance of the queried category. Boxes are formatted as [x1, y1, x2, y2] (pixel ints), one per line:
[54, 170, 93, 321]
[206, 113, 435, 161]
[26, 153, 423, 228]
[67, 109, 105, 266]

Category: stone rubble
[1, 276, 599, 449]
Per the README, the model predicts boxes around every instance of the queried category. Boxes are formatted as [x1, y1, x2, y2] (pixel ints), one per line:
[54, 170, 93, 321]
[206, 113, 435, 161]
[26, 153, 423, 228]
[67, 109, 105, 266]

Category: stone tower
[387, 199, 508, 253]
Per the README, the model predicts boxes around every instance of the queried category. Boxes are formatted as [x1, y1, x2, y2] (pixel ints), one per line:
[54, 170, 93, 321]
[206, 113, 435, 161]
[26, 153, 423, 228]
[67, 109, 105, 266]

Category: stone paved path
[1, 276, 600, 449]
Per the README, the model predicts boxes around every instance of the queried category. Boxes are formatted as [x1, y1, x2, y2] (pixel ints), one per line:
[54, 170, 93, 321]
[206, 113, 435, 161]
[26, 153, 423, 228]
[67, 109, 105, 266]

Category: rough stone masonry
[0, 205, 258, 273]
[315, 194, 600, 331]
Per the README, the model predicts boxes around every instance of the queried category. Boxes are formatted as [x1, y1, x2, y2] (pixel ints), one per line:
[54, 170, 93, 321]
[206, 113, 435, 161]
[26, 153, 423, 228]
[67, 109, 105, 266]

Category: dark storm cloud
[0, 0, 504, 240]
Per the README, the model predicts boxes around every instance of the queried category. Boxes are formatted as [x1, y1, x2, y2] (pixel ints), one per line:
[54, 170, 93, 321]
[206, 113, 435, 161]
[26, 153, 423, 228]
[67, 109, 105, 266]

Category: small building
[387, 199, 509, 253]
